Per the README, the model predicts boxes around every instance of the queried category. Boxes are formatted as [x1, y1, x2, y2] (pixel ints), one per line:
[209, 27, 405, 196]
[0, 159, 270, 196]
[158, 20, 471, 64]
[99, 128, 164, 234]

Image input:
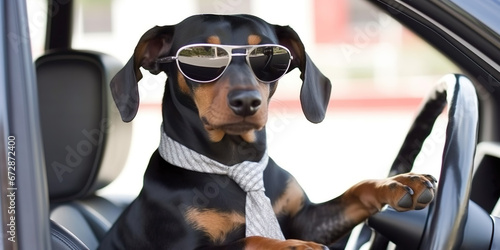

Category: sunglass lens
[248, 46, 291, 82]
[177, 46, 230, 82]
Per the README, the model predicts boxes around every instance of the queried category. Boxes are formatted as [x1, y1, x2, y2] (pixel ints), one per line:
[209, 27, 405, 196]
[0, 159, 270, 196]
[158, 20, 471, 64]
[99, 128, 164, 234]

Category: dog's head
[111, 14, 331, 143]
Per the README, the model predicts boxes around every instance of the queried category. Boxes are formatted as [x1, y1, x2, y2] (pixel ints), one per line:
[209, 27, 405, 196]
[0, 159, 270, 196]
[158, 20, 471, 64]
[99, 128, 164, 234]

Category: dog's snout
[228, 90, 262, 117]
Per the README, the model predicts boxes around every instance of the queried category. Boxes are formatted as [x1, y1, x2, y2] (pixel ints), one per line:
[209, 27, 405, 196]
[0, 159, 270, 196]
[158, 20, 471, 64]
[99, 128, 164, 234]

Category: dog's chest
[163, 167, 248, 244]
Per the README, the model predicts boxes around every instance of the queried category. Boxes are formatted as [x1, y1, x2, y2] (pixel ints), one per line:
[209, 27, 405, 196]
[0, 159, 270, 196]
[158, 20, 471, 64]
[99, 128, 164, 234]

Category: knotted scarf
[158, 129, 285, 240]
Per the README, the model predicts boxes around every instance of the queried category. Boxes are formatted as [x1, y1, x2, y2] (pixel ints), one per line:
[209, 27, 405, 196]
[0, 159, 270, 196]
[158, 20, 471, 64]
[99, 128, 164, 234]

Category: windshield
[444, 0, 500, 39]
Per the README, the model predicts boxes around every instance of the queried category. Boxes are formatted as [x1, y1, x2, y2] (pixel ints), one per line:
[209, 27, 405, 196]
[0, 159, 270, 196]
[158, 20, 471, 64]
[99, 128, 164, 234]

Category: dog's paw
[244, 236, 328, 250]
[380, 173, 436, 211]
[280, 239, 329, 250]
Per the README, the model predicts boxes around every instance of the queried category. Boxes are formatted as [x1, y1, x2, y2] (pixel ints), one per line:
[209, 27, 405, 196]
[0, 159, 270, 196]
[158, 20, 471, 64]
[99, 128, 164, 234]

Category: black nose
[227, 90, 262, 117]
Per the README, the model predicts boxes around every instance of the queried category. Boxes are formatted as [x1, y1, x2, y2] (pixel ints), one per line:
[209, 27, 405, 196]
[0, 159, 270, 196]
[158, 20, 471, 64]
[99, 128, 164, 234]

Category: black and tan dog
[99, 14, 436, 249]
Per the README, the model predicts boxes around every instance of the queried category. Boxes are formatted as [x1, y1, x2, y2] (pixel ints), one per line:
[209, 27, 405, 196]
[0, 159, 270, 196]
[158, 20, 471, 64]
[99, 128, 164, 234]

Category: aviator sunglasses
[157, 44, 293, 83]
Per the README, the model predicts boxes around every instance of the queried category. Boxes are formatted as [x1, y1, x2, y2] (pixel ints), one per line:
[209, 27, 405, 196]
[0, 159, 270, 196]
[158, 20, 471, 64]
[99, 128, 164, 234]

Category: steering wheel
[364, 74, 481, 249]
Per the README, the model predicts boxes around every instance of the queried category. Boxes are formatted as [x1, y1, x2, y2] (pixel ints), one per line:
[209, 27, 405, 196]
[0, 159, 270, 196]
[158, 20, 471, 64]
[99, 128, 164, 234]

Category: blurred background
[27, 0, 458, 202]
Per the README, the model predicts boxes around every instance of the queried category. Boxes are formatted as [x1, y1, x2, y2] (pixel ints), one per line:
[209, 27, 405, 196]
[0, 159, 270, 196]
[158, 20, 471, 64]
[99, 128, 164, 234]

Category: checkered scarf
[158, 128, 285, 240]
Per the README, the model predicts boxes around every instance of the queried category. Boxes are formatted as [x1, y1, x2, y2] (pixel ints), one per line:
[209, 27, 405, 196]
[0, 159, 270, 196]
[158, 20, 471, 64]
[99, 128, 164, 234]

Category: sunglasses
[157, 43, 293, 83]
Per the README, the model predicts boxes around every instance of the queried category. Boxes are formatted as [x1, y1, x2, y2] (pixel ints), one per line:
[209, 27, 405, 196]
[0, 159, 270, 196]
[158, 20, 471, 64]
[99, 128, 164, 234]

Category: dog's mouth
[201, 117, 263, 142]
[218, 123, 260, 135]
[203, 120, 261, 134]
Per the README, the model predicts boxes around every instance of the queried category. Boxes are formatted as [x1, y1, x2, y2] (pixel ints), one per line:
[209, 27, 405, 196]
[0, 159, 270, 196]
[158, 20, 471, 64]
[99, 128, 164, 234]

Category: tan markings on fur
[208, 129, 226, 142]
[341, 180, 384, 224]
[177, 71, 191, 94]
[185, 207, 245, 243]
[273, 177, 305, 217]
[244, 236, 326, 250]
[254, 82, 270, 126]
[247, 35, 262, 45]
[193, 82, 228, 142]
[240, 130, 256, 143]
[193, 83, 216, 118]
[207, 36, 221, 44]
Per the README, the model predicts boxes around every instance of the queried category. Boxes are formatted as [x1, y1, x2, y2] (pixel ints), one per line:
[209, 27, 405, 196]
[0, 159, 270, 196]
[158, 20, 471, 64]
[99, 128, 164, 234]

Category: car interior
[36, 49, 132, 249]
[2, 0, 500, 249]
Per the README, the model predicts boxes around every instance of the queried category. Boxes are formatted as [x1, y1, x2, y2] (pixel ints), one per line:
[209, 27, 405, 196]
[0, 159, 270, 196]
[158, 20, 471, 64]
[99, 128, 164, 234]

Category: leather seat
[36, 50, 133, 250]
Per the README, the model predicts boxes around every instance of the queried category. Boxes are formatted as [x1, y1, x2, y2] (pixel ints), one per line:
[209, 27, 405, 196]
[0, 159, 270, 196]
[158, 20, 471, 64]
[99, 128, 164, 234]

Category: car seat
[36, 50, 133, 250]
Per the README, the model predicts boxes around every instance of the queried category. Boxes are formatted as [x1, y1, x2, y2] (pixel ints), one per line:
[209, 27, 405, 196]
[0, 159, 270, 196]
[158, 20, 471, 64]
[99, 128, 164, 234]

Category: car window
[27, 0, 47, 59]
[443, 0, 500, 39]
[29, 0, 461, 202]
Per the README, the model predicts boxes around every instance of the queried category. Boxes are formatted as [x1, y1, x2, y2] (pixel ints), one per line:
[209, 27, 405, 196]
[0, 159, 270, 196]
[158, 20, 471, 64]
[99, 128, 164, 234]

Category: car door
[0, 0, 51, 249]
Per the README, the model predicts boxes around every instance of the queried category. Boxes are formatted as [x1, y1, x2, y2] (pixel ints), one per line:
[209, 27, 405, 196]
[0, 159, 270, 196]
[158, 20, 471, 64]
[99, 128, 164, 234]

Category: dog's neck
[161, 80, 267, 166]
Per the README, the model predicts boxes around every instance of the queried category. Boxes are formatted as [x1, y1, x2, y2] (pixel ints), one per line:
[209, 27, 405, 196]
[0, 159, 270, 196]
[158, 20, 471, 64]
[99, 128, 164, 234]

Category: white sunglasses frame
[157, 43, 293, 83]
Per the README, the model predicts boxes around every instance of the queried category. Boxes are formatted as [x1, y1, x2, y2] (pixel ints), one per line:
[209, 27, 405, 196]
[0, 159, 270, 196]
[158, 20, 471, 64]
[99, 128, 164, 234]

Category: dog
[99, 14, 436, 249]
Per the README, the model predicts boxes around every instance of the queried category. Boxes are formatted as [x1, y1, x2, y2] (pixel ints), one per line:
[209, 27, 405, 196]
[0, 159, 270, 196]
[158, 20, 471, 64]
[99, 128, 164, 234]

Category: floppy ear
[110, 25, 174, 122]
[274, 25, 332, 123]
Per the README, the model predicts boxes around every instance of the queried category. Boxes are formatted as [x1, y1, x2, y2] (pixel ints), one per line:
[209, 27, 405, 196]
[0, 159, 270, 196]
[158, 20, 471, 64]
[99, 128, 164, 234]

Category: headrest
[36, 50, 132, 203]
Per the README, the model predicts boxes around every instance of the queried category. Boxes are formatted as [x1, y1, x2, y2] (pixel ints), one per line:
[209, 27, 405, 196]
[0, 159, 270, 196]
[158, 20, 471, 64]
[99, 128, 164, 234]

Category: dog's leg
[206, 236, 328, 250]
[288, 173, 436, 244]
[242, 236, 328, 250]
[204, 236, 328, 250]
[343, 173, 436, 214]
